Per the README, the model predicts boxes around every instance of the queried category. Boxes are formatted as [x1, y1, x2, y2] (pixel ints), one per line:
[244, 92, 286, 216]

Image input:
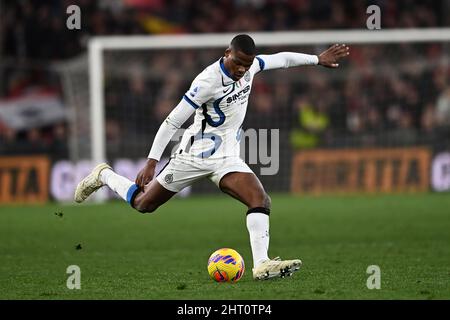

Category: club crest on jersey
[164, 174, 173, 184]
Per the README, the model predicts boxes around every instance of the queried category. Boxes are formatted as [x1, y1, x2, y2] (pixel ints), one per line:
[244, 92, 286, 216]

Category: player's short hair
[230, 34, 256, 56]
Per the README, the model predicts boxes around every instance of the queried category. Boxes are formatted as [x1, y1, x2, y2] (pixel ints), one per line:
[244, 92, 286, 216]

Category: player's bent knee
[249, 192, 271, 210]
[136, 203, 159, 214]
[264, 193, 272, 209]
[140, 201, 160, 214]
[141, 206, 158, 214]
[132, 196, 159, 214]
[258, 192, 271, 209]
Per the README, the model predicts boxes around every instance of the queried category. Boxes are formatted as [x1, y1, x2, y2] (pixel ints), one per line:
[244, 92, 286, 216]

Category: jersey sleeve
[255, 52, 319, 72]
[147, 98, 195, 161]
[182, 72, 215, 109]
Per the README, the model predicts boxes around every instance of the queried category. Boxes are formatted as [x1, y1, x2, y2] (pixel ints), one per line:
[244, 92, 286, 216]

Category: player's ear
[224, 48, 232, 57]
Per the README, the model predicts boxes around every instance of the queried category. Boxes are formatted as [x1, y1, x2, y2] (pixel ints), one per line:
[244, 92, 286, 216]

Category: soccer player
[75, 35, 349, 280]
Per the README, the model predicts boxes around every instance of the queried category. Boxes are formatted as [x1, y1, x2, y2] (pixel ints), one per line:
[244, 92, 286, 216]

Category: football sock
[246, 209, 270, 268]
[100, 168, 136, 202]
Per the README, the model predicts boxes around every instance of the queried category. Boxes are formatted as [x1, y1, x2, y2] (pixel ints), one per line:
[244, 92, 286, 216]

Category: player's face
[224, 49, 255, 81]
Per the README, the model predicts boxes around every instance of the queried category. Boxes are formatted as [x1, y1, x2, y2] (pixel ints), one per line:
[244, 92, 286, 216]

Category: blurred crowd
[2, 0, 448, 61]
[1, 0, 449, 158]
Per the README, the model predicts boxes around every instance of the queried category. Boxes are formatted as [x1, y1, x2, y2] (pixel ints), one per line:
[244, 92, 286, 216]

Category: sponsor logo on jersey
[226, 85, 250, 104]
[244, 71, 251, 82]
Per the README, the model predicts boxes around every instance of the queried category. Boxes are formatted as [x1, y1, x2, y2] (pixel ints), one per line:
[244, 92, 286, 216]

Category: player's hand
[318, 44, 350, 68]
[135, 159, 158, 188]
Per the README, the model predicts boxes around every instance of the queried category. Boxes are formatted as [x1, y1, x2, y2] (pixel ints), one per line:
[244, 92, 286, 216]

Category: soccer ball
[207, 248, 245, 283]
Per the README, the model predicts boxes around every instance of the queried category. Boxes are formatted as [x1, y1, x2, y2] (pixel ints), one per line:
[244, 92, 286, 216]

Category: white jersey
[148, 52, 318, 162]
[178, 57, 263, 159]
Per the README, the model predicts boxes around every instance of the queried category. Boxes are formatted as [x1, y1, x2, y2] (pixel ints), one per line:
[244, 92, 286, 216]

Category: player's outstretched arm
[318, 44, 350, 68]
[256, 44, 349, 72]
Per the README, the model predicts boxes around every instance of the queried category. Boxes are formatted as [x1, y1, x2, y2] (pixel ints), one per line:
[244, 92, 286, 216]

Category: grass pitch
[0, 193, 449, 299]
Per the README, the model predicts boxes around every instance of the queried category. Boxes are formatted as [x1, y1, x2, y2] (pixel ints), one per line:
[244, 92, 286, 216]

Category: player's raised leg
[74, 163, 113, 203]
[74, 163, 176, 213]
[131, 179, 176, 213]
[219, 171, 302, 280]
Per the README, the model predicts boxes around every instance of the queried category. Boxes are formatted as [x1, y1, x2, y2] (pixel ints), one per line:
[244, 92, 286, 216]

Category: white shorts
[156, 154, 254, 193]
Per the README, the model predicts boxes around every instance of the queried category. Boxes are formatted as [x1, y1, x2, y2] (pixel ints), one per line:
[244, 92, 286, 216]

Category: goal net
[60, 29, 450, 196]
